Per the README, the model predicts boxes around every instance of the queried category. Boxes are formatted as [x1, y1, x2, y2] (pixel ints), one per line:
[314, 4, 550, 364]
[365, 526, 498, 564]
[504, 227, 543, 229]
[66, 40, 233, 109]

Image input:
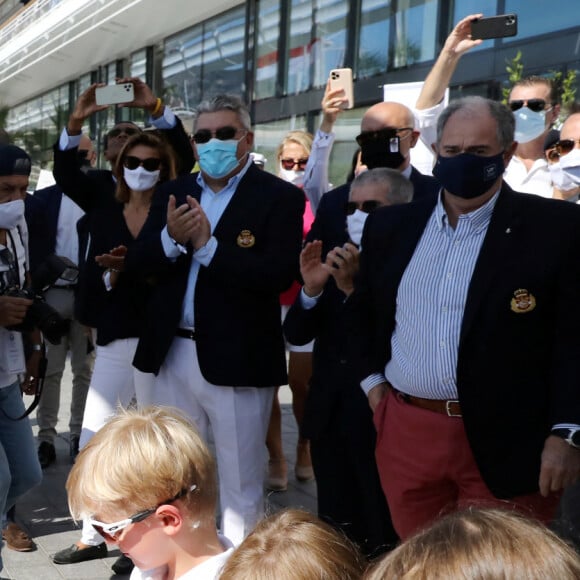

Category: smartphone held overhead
[95, 83, 135, 106]
[471, 14, 518, 40]
[329, 68, 354, 109]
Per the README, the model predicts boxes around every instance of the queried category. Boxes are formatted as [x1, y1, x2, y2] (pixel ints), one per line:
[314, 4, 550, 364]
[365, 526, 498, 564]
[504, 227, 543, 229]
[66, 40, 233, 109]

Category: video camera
[4, 254, 79, 345]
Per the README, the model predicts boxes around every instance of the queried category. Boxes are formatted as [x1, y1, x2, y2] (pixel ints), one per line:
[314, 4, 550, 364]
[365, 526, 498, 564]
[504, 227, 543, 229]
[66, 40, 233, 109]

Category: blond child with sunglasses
[66, 406, 234, 580]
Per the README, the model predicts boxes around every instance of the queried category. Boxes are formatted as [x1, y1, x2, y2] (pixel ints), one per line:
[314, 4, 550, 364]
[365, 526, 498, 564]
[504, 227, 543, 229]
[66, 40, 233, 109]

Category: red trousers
[374, 389, 559, 540]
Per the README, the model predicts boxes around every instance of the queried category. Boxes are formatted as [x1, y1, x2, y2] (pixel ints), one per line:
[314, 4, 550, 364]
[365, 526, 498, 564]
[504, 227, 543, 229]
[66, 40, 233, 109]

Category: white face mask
[558, 148, 580, 185]
[514, 107, 548, 144]
[0, 199, 25, 230]
[346, 209, 368, 247]
[123, 166, 160, 192]
[279, 166, 305, 187]
[549, 161, 578, 192]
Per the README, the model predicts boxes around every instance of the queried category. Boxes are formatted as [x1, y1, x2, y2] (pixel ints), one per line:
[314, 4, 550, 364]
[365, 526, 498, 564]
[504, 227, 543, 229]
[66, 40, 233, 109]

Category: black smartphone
[471, 14, 518, 40]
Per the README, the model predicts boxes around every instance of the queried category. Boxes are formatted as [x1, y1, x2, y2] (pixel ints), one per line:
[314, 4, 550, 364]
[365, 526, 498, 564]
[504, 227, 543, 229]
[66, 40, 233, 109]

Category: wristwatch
[551, 428, 580, 449]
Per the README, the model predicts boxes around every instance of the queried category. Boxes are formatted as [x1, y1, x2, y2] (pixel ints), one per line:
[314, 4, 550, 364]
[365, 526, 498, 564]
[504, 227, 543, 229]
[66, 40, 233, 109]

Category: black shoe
[69, 435, 80, 461]
[37, 441, 56, 469]
[112, 554, 134, 575]
[52, 542, 107, 564]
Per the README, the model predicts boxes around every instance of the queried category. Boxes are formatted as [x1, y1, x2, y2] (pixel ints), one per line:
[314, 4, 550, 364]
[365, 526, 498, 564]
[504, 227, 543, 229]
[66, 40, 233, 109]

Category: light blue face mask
[196, 136, 245, 179]
[514, 107, 547, 143]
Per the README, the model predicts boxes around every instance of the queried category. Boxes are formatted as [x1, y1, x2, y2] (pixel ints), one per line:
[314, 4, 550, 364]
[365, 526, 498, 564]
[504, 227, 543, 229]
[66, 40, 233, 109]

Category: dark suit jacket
[51, 116, 194, 327]
[308, 165, 439, 253]
[124, 164, 305, 385]
[348, 183, 580, 498]
[24, 192, 52, 276]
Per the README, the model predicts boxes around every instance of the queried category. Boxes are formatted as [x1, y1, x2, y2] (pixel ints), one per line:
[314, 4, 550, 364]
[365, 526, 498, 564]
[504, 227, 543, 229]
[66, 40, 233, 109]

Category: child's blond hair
[66, 406, 216, 526]
[219, 509, 365, 579]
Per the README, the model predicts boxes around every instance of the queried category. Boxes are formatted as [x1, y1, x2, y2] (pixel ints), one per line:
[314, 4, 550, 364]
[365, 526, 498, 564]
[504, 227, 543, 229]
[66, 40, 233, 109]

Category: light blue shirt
[58, 106, 177, 150]
[161, 156, 253, 328]
[361, 190, 499, 398]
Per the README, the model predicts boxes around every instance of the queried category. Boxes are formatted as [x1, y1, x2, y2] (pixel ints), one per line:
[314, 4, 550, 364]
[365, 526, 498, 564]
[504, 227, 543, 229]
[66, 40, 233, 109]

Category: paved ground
[2, 362, 316, 579]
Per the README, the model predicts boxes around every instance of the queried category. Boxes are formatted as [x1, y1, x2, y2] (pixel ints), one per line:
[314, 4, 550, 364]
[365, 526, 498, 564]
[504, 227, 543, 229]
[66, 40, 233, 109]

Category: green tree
[551, 69, 577, 124]
[502, 51, 524, 104]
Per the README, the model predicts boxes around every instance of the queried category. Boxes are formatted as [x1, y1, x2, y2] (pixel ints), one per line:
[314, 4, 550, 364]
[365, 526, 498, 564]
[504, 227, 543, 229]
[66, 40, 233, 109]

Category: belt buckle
[445, 400, 461, 417]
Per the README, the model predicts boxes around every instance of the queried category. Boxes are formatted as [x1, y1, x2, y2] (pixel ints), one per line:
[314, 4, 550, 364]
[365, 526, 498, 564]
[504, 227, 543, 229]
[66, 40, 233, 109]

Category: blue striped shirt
[383, 190, 499, 399]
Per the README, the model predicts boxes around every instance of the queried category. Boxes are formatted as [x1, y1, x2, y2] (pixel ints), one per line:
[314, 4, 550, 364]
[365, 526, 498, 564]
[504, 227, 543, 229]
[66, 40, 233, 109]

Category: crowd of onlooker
[1, 12, 580, 580]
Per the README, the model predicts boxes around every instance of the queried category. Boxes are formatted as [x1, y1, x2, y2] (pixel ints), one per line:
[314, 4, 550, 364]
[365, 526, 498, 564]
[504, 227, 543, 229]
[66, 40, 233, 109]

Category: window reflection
[254, 0, 280, 100]
[359, 0, 439, 77]
[392, 0, 438, 68]
[316, 107, 363, 186]
[359, 0, 390, 78]
[201, 10, 245, 97]
[504, 0, 579, 41]
[162, 6, 245, 111]
[6, 83, 69, 186]
[287, 0, 348, 94]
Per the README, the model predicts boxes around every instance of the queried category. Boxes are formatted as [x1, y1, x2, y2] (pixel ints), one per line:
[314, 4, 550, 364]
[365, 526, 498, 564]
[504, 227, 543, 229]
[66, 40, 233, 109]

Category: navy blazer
[347, 183, 580, 498]
[124, 164, 305, 385]
[51, 116, 194, 327]
[24, 192, 53, 276]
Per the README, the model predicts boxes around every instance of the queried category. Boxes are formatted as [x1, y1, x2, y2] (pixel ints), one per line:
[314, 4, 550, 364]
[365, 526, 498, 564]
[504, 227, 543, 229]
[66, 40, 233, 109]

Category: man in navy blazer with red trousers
[122, 94, 304, 545]
[347, 95, 580, 540]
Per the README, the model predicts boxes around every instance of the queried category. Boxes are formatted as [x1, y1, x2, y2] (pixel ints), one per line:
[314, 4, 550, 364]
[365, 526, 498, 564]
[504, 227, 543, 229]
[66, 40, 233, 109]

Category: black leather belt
[51, 284, 77, 290]
[176, 328, 196, 340]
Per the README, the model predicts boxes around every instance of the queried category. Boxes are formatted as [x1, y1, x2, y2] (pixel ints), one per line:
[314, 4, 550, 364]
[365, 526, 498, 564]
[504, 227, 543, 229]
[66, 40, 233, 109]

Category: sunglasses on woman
[89, 485, 196, 542]
[508, 99, 550, 113]
[280, 158, 309, 171]
[123, 156, 162, 171]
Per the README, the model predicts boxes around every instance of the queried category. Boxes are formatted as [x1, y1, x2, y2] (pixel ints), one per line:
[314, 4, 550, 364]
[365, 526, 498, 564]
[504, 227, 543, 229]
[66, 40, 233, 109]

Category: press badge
[0, 329, 25, 375]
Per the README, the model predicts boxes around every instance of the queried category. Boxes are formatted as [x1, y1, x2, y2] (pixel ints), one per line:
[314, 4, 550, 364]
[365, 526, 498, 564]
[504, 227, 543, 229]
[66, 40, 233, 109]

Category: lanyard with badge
[0, 234, 47, 419]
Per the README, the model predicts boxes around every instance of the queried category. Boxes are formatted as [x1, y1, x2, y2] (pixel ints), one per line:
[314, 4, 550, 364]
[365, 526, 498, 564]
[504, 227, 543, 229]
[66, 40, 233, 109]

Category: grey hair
[350, 167, 414, 204]
[193, 94, 252, 132]
[436, 96, 515, 150]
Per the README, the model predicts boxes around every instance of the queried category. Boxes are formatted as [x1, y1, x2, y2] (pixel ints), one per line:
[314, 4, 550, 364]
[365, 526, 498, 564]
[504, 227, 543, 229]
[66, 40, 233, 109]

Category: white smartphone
[329, 68, 354, 109]
[95, 83, 135, 106]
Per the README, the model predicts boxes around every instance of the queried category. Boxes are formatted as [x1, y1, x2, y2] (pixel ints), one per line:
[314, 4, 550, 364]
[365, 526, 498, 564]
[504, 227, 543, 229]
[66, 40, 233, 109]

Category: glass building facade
[3, 0, 580, 187]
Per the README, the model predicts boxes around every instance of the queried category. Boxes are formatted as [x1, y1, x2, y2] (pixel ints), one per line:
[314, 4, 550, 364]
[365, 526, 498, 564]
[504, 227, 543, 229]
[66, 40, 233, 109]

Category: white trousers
[152, 337, 275, 545]
[79, 337, 155, 545]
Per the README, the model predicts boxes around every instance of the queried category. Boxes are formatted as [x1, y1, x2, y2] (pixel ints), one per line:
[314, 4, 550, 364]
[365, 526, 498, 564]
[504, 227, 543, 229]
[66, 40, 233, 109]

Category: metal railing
[0, 0, 64, 45]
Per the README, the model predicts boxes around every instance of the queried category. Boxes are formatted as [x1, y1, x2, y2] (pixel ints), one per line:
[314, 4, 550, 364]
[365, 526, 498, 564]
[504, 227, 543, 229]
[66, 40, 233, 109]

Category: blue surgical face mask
[558, 148, 580, 185]
[514, 107, 548, 143]
[432, 152, 505, 199]
[196, 136, 246, 179]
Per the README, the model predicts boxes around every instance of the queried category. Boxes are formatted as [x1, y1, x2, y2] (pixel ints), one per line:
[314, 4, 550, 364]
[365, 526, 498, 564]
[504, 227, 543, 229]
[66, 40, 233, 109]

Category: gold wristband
[151, 98, 163, 116]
